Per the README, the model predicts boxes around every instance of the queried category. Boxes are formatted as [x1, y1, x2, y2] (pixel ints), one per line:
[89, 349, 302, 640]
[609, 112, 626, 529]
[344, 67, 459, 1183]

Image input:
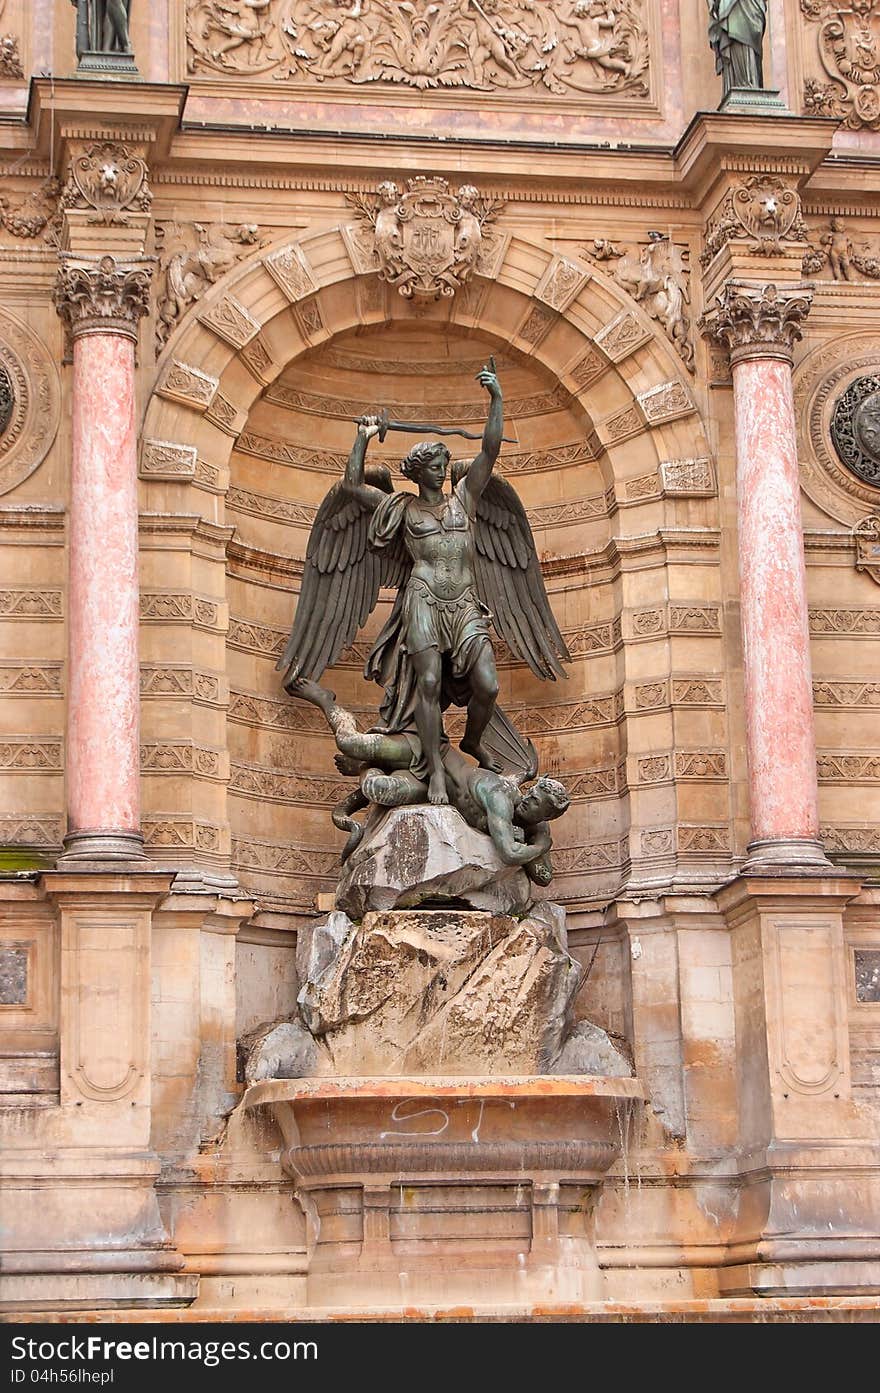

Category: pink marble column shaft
[54, 254, 152, 861]
[67, 330, 141, 842]
[732, 354, 820, 849]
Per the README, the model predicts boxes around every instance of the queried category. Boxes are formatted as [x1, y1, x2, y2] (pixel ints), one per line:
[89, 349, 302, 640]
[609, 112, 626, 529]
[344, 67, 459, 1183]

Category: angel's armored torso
[404, 483, 474, 602]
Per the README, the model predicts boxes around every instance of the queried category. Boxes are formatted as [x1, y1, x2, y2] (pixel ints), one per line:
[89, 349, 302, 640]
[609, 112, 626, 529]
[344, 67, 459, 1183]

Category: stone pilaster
[700, 281, 829, 871]
[54, 254, 152, 864]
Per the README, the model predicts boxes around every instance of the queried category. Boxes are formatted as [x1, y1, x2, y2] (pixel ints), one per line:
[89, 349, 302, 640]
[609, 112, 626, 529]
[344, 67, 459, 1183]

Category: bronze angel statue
[277, 357, 571, 870]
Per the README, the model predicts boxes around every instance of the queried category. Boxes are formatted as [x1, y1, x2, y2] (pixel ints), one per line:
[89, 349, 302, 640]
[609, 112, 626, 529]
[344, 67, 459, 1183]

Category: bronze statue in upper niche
[70, 0, 132, 58]
[278, 359, 570, 821]
[707, 0, 766, 94]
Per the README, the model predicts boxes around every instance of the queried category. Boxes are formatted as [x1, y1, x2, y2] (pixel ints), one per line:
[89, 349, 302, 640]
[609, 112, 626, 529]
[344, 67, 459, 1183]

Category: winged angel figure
[278, 360, 571, 861]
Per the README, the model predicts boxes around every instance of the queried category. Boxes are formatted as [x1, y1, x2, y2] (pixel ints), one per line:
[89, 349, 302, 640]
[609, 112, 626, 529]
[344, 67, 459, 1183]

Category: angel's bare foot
[460, 738, 502, 772]
[288, 676, 335, 714]
[428, 771, 449, 805]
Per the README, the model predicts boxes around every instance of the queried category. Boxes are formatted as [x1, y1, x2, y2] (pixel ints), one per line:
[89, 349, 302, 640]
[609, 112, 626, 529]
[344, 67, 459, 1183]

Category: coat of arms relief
[185, 0, 651, 99]
[345, 178, 504, 300]
[801, 0, 880, 130]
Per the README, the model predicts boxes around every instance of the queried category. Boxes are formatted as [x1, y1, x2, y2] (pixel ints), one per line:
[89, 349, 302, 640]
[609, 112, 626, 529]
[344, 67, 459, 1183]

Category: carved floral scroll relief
[185, 0, 652, 100]
[581, 233, 694, 370]
[801, 0, 880, 131]
[345, 178, 504, 300]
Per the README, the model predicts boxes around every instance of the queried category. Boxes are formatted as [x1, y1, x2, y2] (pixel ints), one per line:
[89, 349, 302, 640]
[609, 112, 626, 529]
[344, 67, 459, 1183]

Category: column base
[57, 828, 148, 868]
[742, 838, 835, 875]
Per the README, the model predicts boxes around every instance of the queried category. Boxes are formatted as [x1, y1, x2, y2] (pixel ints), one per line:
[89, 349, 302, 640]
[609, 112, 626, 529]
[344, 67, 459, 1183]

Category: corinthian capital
[53, 254, 153, 342]
[698, 281, 813, 366]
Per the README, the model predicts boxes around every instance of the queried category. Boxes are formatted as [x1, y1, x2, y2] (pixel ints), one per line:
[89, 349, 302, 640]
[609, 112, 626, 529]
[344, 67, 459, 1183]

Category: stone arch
[142, 224, 708, 498]
[138, 225, 726, 914]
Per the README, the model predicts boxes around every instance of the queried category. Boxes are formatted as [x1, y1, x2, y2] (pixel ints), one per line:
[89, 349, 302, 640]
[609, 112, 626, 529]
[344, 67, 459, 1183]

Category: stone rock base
[249, 902, 598, 1079]
[335, 804, 533, 918]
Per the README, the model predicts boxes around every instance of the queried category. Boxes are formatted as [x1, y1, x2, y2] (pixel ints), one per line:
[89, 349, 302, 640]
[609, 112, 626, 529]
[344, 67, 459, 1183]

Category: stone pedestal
[717, 872, 880, 1296]
[0, 873, 197, 1313]
[244, 1076, 644, 1308]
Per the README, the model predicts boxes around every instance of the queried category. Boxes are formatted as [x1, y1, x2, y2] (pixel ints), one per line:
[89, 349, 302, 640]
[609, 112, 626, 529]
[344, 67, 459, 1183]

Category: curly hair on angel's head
[400, 440, 450, 481]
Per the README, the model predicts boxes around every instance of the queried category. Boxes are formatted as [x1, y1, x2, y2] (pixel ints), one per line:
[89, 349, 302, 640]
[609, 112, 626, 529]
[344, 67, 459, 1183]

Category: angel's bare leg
[410, 647, 448, 805]
[460, 644, 501, 771]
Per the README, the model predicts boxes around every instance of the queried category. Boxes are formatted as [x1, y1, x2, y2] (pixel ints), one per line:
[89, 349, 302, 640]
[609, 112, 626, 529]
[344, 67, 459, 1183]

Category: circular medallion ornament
[794, 335, 880, 523]
[831, 375, 880, 488]
[0, 309, 61, 497]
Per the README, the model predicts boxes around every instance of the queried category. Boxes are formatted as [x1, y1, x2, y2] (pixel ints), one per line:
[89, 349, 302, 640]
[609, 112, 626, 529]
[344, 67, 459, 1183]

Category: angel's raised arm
[343, 416, 391, 510]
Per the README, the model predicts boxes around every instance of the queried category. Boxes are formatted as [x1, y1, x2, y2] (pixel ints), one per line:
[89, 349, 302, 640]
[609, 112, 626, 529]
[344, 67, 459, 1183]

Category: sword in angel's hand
[350, 406, 518, 445]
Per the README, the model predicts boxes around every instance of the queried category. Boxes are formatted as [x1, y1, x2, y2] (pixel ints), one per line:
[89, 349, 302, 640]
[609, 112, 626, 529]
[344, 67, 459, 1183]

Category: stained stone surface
[241, 1017, 329, 1086]
[241, 900, 635, 1081]
[334, 804, 532, 919]
[550, 1019, 633, 1078]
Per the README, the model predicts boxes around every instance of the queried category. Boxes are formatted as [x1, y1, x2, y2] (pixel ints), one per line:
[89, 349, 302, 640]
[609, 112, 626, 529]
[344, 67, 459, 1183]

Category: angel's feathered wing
[276, 468, 408, 687]
[452, 461, 570, 680]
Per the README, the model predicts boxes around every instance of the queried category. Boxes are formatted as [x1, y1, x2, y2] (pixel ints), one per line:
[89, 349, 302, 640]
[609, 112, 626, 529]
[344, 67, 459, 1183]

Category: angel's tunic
[365, 481, 492, 773]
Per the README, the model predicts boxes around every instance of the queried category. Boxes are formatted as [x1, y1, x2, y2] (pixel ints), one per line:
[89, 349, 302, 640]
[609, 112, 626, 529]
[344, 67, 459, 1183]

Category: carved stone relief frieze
[801, 0, 880, 130]
[802, 218, 880, 281]
[582, 233, 694, 370]
[0, 308, 61, 497]
[155, 221, 263, 353]
[185, 0, 652, 101]
[345, 178, 504, 301]
[701, 175, 808, 267]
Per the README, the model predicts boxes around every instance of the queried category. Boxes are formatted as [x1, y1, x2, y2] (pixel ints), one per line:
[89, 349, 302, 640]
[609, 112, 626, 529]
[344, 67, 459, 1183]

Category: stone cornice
[698, 281, 814, 367]
[53, 253, 153, 343]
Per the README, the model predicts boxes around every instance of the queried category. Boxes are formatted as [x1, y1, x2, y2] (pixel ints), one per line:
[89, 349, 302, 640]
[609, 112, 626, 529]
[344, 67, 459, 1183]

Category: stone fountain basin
[244, 1075, 646, 1184]
[244, 1076, 646, 1307]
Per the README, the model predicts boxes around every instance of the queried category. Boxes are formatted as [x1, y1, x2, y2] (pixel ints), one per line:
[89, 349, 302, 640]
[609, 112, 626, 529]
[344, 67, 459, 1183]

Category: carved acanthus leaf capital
[54, 254, 153, 342]
[698, 281, 813, 366]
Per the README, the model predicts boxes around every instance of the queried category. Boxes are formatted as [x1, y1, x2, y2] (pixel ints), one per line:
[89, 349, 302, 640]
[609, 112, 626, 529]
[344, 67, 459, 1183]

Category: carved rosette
[54, 254, 153, 343]
[698, 281, 813, 366]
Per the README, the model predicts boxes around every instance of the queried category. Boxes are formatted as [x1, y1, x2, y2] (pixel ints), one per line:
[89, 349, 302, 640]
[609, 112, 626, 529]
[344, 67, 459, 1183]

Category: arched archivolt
[141, 224, 711, 504]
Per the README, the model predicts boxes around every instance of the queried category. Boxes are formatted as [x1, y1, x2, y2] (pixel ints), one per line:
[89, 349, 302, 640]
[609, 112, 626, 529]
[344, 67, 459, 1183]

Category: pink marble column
[54, 255, 152, 862]
[702, 281, 829, 869]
